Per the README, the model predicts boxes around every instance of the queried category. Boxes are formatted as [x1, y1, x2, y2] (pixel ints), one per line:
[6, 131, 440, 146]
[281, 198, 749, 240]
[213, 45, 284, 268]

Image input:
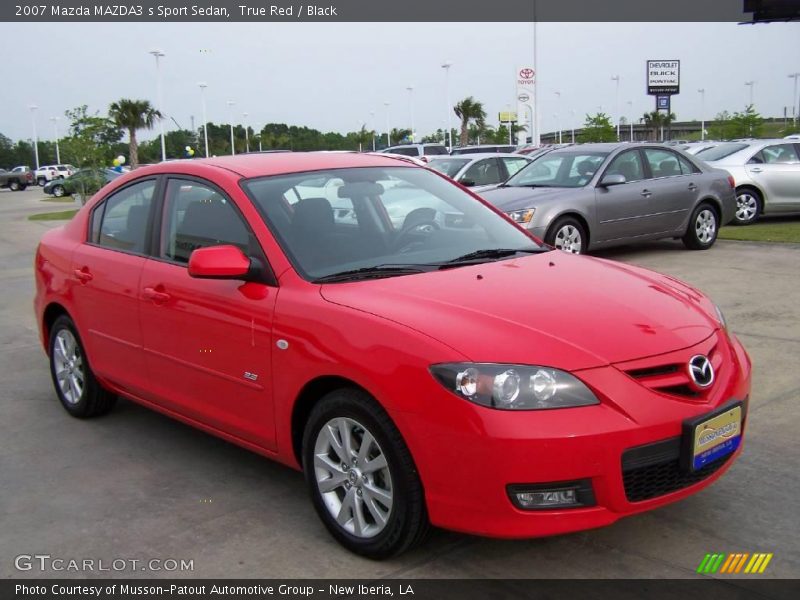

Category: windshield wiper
[444, 247, 546, 265]
[312, 264, 430, 283]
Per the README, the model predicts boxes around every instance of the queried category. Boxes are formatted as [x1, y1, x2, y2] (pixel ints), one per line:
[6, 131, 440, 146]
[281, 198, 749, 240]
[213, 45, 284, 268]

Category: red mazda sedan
[34, 153, 751, 558]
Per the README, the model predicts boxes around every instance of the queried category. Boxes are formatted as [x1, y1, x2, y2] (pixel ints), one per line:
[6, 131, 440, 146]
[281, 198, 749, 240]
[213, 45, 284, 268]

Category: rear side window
[423, 145, 448, 156]
[643, 149, 682, 178]
[90, 180, 156, 254]
[390, 147, 420, 157]
[160, 179, 252, 264]
[753, 144, 800, 164]
[501, 157, 530, 177]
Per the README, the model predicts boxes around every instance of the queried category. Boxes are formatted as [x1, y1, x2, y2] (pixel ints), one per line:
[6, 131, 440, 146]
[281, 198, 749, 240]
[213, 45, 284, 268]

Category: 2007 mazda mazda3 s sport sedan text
[34, 153, 751, 559]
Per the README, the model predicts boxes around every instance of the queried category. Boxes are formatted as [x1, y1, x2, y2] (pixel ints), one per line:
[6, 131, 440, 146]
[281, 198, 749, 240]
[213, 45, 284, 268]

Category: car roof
[429, 152, 527, 161]
[125, 151, 416, 179]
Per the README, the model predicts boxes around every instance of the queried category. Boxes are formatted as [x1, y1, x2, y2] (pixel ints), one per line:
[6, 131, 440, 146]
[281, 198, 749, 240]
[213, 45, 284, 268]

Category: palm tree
[642, 111, 677, 141]
[108, 99, 161, 167]
[453, 97, 487, 147]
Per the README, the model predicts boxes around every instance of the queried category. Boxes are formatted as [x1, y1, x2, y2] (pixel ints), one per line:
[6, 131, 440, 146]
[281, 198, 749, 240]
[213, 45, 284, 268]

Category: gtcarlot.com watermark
[14, 554, 194, 573]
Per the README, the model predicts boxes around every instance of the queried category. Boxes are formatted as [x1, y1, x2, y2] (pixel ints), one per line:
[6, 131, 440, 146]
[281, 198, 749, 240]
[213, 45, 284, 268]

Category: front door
[139, 177, 278, 449]
[594, 149, 656, 242]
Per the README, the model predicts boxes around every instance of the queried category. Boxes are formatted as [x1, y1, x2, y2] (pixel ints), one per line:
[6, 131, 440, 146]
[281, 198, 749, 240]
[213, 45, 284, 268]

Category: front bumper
[393, 332, 751, 538]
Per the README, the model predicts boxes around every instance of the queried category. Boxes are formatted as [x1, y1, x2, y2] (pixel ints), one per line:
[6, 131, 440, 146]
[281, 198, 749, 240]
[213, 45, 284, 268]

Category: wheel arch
[735, 183, 765, 203]
[546, 211, 592, 249]
[42, 302, 72, 354]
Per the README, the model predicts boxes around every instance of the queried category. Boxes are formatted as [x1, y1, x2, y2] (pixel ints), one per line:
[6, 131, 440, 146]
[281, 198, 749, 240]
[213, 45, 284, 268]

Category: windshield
[695, 143, 748, 161]
[505, 150, 609, 188]
[427, 158, 469, 178]
[242, 167, 544, 281]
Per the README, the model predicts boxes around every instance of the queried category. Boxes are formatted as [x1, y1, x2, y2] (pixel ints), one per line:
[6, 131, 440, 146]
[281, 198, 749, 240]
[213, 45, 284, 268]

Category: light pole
[789, 73, 800, 128]
[50, 117, 61, 164]
[698, 89, 706, 141]
[198, 82, 209, 157]
[570, 109, 575, 144]
[243, 112, 249, 152]
[745, 81, 755, 107]
[441, 61, 453, 150]
[533, 14, 540, 146]
[370, 110, 376, 151]
[226, 100, 236, 155]
[406, 86, 415, 143]
[384, 101, 391, 147]
[554, 91, 562, 144]
[29, 105, 39, 170]
[149, 49, 167, 162]
[611, 75, 620, 140]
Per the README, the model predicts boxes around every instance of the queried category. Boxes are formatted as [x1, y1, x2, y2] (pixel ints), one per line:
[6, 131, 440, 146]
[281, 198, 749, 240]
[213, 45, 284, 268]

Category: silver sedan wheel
[314, 417, 393, 539]
[53, 185, 65, 197]
[695, 209, 717, 244]
[554, 224, 582, 254]
[53, 329, 85, 405]
[736, 193, 758, 222]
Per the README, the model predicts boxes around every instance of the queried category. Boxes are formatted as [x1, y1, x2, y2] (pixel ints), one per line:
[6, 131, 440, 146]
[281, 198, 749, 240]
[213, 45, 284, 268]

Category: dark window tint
[696, 143, 748, 161]
[388, 147, 419, 157]
[423, 145, 448, 156]
[461, 159, 503, 186]
[160, 179, 251, 264]
[92, 180, 156, 254]
[606, 150, 645, 182]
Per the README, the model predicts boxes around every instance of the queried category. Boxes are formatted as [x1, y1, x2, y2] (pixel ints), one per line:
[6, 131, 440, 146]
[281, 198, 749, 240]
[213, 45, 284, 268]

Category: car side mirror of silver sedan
[599, 173, 626, 187]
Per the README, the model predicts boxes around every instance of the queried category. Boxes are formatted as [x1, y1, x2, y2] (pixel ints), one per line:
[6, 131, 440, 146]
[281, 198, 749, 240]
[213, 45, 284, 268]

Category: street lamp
[243, 112, 249, 152]
[627, 101, 633, 141]
[369, 110, 376, 151]
[29, 104, 39, 170]
[441, 61, 453, 150]
[744, 81, 755, 107]
[226, 100, 236, 155]
[789, 73, 800, 128]
[611, 75, 620, 140]
[406, 86, 415, 143]
[554, 91, 562, 144]
[697, 89, 706, 141]
[384, 101, 391, 147]
[50, 117, 61, 164]
[198, 82, 209, 158]
[570, 109, 576, 144]
[148, 49, 167, 162]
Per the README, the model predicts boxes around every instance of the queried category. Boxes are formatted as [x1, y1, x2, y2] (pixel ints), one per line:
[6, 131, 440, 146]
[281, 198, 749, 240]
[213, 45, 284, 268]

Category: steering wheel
[393, 220, 440, 253]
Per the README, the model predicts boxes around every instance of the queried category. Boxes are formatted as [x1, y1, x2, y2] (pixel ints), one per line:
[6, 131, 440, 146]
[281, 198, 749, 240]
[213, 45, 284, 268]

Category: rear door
[138, 177, 278, 448]
[70, 178, 158, 398]
[745, 143, 800, 210]
[594, 149, 657, 242]
[641, 148, 699, 233]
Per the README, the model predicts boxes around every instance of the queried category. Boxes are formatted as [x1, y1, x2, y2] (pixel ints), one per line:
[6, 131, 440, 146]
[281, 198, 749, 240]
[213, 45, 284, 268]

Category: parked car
[0, 168, 29, 191]
[35, 152, 750, 558]
[427, 153, 532, 191]
[450, 144, 517, 155]
[35, 164, 73, 186]
[44, 168, 121, 202]
[379, 143, 448, 163]
[696, 140, 800, 224]
[480, 143, 736, 254]
[684, 142, 722, 155]
[11, 165, 35, 185]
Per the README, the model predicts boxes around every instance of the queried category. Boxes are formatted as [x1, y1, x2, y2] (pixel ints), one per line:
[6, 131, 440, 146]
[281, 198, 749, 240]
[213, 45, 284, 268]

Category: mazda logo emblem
[688, 355, 714, 389]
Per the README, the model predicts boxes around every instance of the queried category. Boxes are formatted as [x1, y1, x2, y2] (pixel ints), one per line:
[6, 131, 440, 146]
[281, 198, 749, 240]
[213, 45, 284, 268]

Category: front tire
[733, 188, 761, 225]
[48, 315, 116, 418]
[9, 180, 20, 191]
[37, 177, 46, 187]
[546, 216, 587, 254]
[52, 184, 65, 197]
[682, 202, 719, 250]
[302, 388, 428, 559]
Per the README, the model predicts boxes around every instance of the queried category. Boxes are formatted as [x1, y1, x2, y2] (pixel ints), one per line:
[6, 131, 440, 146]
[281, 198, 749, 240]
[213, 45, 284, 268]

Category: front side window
[160, 179, 252, 264]
[755, 144, 799, 164]
[242, 167, 544, 281]
[423, 145, 448, 156]
[460, 159, 502, 186]
[91, 179, 156, 254]
[606, 150, 645, 182]
[427, 158, 469, 178]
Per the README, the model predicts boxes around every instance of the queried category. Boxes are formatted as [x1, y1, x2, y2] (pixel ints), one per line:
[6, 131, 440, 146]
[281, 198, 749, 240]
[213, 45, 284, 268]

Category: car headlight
[430, 363, 600, 410]
[506, 208, 535, 224]
[714, 304, 728, 332]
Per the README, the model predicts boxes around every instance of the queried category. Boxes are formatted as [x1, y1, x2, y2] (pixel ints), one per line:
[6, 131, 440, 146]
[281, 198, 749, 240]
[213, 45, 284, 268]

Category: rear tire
[52, 185, 65, 197]
[9, 180, 20, 191]
[302, 388, 429, 559]
[48, 315, 117, 418]
[682, 202, 719, 250]
[546, 216, 587, 254]
[37, 177, 46, 187]
[733, 188, 761, 225]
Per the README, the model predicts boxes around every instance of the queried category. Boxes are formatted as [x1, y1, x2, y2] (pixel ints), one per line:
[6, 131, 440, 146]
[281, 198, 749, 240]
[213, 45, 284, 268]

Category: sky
[1, 21, 799, 143]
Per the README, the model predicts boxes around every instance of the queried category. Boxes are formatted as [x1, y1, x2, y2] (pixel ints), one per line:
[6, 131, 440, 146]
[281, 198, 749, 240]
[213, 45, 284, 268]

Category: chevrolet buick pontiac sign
[647, 60, 680, 95]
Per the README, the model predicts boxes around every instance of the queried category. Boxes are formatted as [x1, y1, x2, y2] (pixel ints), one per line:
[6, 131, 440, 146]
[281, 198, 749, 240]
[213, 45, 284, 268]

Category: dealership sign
[516, 66, 535, 143]
[647, 60, 680, 95]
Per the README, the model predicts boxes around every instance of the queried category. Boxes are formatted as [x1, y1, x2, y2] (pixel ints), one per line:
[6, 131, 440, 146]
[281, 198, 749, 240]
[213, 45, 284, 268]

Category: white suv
[35, 164, 75, 186]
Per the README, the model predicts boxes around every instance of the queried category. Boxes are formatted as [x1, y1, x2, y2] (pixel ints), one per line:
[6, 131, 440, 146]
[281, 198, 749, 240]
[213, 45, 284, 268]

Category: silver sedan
[695, 139, 800, 224]
[479, 143, 736, 254]
[427, 153, 532, 192]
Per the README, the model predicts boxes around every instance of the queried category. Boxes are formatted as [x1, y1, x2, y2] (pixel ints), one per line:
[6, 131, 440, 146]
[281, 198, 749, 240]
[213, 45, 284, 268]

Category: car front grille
[621, 437, 731, 502]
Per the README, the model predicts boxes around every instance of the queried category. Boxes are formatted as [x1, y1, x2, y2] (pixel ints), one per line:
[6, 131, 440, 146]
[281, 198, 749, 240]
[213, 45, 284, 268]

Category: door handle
[143, 287, 171, 303]
[73, 268, 93, 283]
[750, 167, 763, 173]
[640, 189, 652, 198]
[687, 183, 698, 192]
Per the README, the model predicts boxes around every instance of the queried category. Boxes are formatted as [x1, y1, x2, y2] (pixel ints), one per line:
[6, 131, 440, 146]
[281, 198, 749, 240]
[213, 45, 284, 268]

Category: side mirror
[599, 173, 626, 187]
[460, 178, 476, 187]
[188, 245, 252, 280]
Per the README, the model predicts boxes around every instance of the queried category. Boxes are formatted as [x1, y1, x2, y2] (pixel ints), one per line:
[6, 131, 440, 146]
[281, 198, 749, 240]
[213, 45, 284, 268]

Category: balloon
[185, 146, 191, 152]
[112, 158, 120, 167]
[117, 155, 126, 165]
[188, 148, 195, 156]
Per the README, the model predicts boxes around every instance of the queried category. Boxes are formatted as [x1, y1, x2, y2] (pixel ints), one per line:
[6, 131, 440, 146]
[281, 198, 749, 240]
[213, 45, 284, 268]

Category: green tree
[730, 105, 763, 138]
[60, 106, 122, 167]
[581, 113, 616, 142]
[707, 111, 735, 140]
[108, 99, 161, 167]
[453, 97, 487, 147]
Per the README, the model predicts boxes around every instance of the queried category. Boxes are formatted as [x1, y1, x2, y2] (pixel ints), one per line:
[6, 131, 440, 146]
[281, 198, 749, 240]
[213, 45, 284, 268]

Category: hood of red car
[320, 252, 719, 371]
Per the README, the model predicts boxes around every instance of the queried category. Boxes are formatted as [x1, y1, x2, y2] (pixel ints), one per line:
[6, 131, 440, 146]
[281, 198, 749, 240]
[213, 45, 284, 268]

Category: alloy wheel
[554, 224, 582, 254]
[53, 186, 65, 197]
[313, 417, 393, 539]
[695, 209, 717, 244]
[52, 329, 85, 405]
[736, 193, 758, 222]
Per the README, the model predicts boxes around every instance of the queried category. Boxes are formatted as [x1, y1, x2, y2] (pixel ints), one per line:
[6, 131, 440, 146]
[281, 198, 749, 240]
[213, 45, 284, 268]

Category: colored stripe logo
[697, 553, 773, 574]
